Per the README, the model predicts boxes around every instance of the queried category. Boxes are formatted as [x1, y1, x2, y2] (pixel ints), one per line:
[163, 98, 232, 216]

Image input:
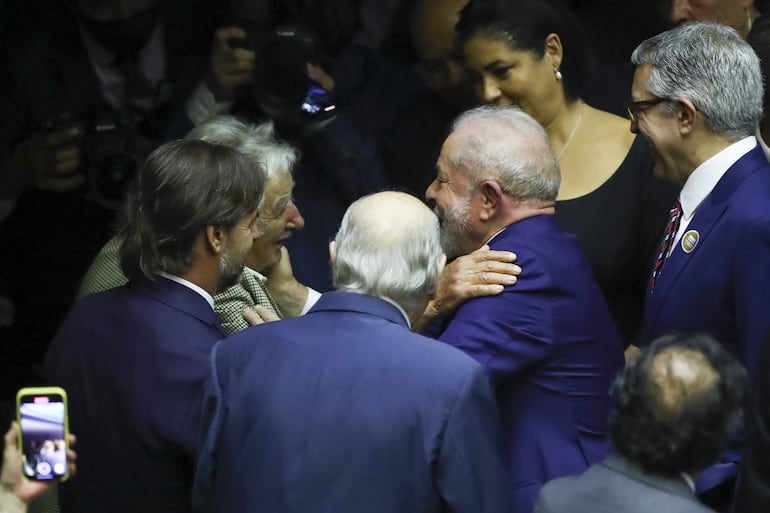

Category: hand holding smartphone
[16, 387, 70, 482]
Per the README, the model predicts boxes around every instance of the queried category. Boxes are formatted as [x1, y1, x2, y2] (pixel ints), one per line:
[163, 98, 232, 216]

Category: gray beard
[436, 197, 472, 259]
[218, 250, 243, 292]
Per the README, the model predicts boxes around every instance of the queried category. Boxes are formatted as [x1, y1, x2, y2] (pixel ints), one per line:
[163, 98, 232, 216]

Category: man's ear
[329, 240, 337, 266]
[206, 225, 225, 254]
[479, 180, 504, 221]
[675, 98, 698, 135]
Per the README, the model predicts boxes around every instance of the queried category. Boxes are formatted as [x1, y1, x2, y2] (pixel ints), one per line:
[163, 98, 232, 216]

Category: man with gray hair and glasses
[629, 21, 770, 508]
[193, 191, 512, 513]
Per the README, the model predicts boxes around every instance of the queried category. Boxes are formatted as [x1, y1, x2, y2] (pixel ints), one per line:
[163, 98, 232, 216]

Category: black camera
[232, 24, 337, 123]
[83, 107, 143, 210]
[48, 107, 142, 210]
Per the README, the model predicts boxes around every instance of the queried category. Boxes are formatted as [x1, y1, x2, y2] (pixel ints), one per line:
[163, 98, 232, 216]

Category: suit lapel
[138, 277, 226, 336]
[644, 146, 768, 331]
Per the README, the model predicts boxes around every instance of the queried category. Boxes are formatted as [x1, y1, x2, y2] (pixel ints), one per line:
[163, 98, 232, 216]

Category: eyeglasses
[625, 97, 670, 124]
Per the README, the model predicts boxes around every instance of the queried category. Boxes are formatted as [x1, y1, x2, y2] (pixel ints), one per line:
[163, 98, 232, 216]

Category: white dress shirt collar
[679, 136, 757, 222]
[157, 271, 214, 310]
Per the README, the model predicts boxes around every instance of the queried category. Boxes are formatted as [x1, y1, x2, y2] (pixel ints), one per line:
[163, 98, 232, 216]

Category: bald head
[348, 191, 436, 245]
[332, 192, 445, 315]
[647, 347, 719, 422]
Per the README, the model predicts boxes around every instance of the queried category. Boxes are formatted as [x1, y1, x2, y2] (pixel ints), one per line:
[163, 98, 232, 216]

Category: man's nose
[286, 201, 305, 231]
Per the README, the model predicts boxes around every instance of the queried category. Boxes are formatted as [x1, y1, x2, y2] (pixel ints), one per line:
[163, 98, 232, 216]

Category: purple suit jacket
[640, 144, 770, 492]
[435, 215, 625, 513]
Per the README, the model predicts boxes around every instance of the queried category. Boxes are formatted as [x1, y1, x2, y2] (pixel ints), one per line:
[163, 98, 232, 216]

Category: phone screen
[301, 81, 336, 118]
[18, 391, 68, 480]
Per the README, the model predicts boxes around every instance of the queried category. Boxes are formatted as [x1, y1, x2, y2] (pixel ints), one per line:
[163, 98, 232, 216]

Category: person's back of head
[448, 105, 561, 203]
[119, 139, 264, 281]
[631, 21, 763, 141]
[332, 191, 445, 315]
[610, 333, 747, 477]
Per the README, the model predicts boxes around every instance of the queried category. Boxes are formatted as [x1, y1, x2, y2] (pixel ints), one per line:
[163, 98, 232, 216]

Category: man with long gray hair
[424, 105, 624, 513]
[629, 22, 770, 507]
[193, 191, 512, 513]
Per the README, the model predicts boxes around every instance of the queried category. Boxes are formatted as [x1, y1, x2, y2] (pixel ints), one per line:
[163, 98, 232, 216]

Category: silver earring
[554, 68, 563, 81]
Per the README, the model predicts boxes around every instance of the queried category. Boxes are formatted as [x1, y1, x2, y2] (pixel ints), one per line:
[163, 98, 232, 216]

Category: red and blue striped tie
[650, 200, 682, 292]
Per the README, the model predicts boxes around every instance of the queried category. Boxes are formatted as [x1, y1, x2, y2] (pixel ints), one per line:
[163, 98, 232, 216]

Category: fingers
[44, 126, 81, 149]
[16, 127, 84, 191]
[242, 305, 281, 326]
[211, 26, 255, 88]
[472, 270, 518, 286]
[470, 244, 517, 264]
[4, 421, 17, 445]
[53, 146, 80, 172]
[448, 249, 521, 285]
[253, 305, 280, 323]
[242, 308, 264, 326]
[306, 63, 335, 91]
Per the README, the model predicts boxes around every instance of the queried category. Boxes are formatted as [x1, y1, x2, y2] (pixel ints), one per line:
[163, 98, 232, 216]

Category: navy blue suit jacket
[434, 216, 625, 513]
[640, 144, 770, 492]
[193, 291, 513, 513]
[45, 277, 225, 513]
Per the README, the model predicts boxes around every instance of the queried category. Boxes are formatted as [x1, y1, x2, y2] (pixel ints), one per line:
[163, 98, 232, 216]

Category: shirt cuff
[186, 80, 233, 126]
[300, 287, 321, 316]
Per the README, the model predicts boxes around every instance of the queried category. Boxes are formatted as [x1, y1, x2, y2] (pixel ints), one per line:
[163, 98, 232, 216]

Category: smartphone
[301, 80, 337, 119]
[16, 387, 69, 481]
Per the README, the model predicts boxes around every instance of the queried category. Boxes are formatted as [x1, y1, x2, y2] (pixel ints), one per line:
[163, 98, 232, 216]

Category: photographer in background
[0, 0, 230, 393]
[216, 0, 437, 292]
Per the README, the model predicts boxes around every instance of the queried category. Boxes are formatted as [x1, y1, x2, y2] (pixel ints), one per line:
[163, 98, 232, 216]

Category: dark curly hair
[610, 333, 747, 477]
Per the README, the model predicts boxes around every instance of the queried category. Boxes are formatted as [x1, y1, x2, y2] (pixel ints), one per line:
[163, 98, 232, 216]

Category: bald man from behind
[192, 191, 512, 513]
